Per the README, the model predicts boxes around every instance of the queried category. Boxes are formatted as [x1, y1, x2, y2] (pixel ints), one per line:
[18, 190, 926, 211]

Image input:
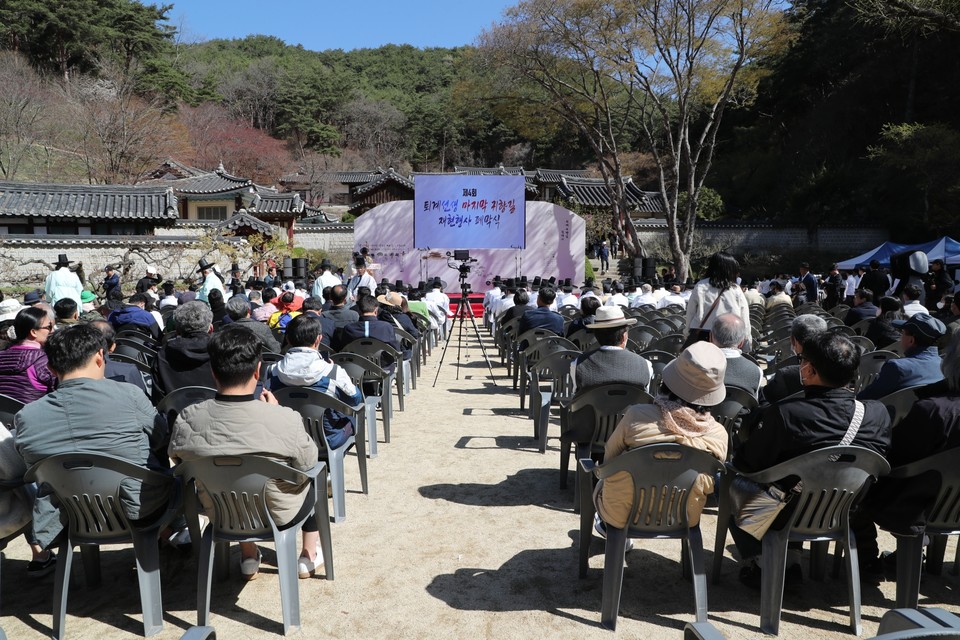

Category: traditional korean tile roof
[144, 158, 207, 181]
[453, 165, 526, 176]
[250, 192, 303, 215]
[354, 168, 415, 195]
[535, 168, 591, 184]
[0, 181, 178, 220]
[335, 170, 382, 184]
[217, 211, 277, 237]
[166, 163, 255, 195]
[302, 205, 340, 223]
[558, 176, 664, 213]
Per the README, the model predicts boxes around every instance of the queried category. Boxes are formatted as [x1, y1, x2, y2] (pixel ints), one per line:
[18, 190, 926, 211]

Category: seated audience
[269, 291, 303, 332]
[168, 326, 321, 580]
[901, 284, 929, 318]
[858, 312, 945, 400]
[765, 281, 792, 310]
[299, 296, 336, 350]
[53, 298, 79, 330]
[89, 319, 148, 395]
[265, 315, 362, 449]
[252, 288, 279, 322]
[0, 307, 57, 403]
[731, 332, 891, 587]
[844, 289, 880, 327]
[153, 301, 216, 398]
[322, 285, 359, 331]
[866, 296, 905, 348]
[853, 332, 960, 574]
[566, 295, 601, 337]
[517, 287, 564, 348]
[499, 289, 531, 325]
[711, 313, 763, 397]
[592, 342, 728, 539]
[377, 291, 420, 361]
[570, 307, 652, 394]
[337, 294, 402, 373]
[761, 314, 828, 403]
[108, 293, 161, 342]
[16, 324, 170, 554]
[225, 295, 280, 353]
[657, 284, 687, 309]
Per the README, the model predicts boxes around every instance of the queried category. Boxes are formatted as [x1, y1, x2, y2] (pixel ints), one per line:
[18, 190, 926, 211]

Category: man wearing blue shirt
[858, 313, 945, 400]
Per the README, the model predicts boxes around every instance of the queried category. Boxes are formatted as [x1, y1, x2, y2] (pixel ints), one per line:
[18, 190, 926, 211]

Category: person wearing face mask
[729, 332, 892, 588]
[760, 314, 828, 404]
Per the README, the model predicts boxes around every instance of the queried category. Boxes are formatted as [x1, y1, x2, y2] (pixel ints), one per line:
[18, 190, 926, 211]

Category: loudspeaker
[642, 257, 657, 281]
[282, 257, 293, 280]
[293, 258, 307, 279]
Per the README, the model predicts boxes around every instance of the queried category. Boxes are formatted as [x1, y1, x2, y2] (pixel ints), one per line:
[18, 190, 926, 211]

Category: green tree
[482, 0, 786, 279]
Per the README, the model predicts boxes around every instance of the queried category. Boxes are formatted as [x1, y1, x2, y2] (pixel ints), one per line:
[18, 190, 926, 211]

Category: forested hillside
[2, 0, 960, 238]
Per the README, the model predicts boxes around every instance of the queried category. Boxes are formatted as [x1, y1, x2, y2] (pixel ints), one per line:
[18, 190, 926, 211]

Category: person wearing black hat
[311, 258, 341, 301]
[345, 256, 377, 303]
[196, 257, 225, 305]
[858, 312, 946, 400]
[556, 278, 578, 308]
[103, 265, 121, 300]
[926, 258, 954, 309]
[225, 263, 243, 288]
[44, 254, 83, 307]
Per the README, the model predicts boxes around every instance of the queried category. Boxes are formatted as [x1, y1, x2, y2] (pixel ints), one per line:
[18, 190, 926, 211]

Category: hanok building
[0, 181, 178, 236]
[555, 175, 664, 219]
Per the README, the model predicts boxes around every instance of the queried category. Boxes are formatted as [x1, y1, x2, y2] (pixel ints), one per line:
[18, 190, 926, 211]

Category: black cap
[893, 312, 947, 342]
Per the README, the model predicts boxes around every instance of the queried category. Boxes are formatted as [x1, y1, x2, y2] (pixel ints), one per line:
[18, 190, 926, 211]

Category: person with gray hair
[761, 314, 829, 403]
[152, 301, 216, 400]
[852, 330, 960, 576]
[630, 282, 658, 308]
[710, 313, 762, 397]
[224, 295, 280, 353]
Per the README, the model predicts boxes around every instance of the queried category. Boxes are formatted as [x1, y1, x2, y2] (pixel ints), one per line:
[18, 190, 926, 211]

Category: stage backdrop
[353, 200, 585, 293]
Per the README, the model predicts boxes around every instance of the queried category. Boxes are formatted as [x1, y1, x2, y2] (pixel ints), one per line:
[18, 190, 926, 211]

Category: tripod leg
[462, 298, 499, 386]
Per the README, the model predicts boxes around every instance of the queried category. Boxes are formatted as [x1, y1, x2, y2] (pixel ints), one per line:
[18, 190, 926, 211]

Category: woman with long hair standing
[685, 252, 752, 348]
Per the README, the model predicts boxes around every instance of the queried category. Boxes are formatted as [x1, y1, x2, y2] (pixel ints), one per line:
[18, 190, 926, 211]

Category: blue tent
[836, 236, 960, 269]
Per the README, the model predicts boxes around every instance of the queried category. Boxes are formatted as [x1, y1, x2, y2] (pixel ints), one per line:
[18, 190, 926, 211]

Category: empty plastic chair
[331, 352, 390, 452]
[0, 394, 25, 429]
[529, 350, 579, 454]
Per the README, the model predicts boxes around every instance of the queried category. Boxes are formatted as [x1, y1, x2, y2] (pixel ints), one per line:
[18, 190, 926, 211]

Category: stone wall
[0, 235, 239, 291]
[634, 223, 889, 256]
[293, 223, 355, 253]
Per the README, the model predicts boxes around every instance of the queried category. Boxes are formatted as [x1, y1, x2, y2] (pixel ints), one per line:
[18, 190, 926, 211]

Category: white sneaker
[240, 549, 261, 581]
[593, 513, 634, 552]
[298, 544, 324, 579]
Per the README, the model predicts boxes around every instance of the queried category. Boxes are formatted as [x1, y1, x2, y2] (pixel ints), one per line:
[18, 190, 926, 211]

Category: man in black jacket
[860, 260, 891, 300]
[732, 332, 892, 587]
[337, 294, 401, 372]
[843, 289, 880, 327]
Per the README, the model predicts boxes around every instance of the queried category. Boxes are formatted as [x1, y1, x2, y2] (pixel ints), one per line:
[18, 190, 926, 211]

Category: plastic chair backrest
[567, 329, 598, 352]
[342, 337, 400, 362]
[849, 335, 876, 354]
[330, 352, 385, 384]
[879, 387, 920, 427]
[737, 446, 890, 539]
[109, 353, 153, 375]
[650, 333, 686, 355]
[559, 305, 581, 319]
[522, 336, 578, 365]
[533, 350, 579, 398]
[516, 327, 559, 350]
[594, 443, 724, 535]
[24, 452, 175, 544]
[567, 383, 654, 447]
[174, 455, 311, 541]
[889, 448, 960, 533]
[851, 318, 873, 336]
[273, 387, 357, 453]
[629, 325, 661, 343]
[156, 386, 217, 424]
[711, 386, 759, 425]
[0, 393, 25, 428]
[647, 318, 676, 336]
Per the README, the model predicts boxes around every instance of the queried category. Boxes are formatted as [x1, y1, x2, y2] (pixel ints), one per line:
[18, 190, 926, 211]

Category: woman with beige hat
[593, 341, 729, 539]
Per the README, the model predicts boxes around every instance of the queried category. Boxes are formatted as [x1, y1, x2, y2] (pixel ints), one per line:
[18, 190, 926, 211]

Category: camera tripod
[433, 272, 498, 387]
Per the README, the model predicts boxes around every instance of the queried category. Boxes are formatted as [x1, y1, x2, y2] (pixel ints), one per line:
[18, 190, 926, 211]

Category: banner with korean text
[414, 175, 526, 249]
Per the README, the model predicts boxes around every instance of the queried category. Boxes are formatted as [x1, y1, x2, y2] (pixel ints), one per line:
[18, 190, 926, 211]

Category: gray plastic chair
[578, 444, 724, 630]
[638, 349, 676, 392]
[857, 350, 901, 392]
[24, 453, 180, 639]
[715, 446, 890, 636]
[155, 386, 217, 426]
[879, 387, 921, 428]
[710, 385, 759, 456]
[274, 387, 368, 523]
[180, 627, 216, 640]
[0, 491, 29, 640]
[883, 448, 960, 608]
[877, 607, 960, 638]
[0, 393, 25, 428]
[529, 350, 579, 454]
[395, 327, 419, 392]
[174, 455, 333, 636]
[559, 383, 654, 492]
[649, 332, 687, 355]
[513, 328, 561, 391]
[331, 352, 390, 453]
[341, 337, 405, 412]
[519, 336, 578, 412]
[567, 328, 599, 352]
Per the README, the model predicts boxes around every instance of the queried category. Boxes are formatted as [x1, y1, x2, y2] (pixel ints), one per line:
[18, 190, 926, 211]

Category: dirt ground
[2, 326, 959, 639]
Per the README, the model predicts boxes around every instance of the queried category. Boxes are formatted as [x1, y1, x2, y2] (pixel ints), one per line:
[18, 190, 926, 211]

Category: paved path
[2, 327, 957, 638]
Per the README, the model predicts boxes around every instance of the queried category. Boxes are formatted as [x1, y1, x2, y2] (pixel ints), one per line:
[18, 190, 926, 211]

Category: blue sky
[163, 1, 518, 51]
